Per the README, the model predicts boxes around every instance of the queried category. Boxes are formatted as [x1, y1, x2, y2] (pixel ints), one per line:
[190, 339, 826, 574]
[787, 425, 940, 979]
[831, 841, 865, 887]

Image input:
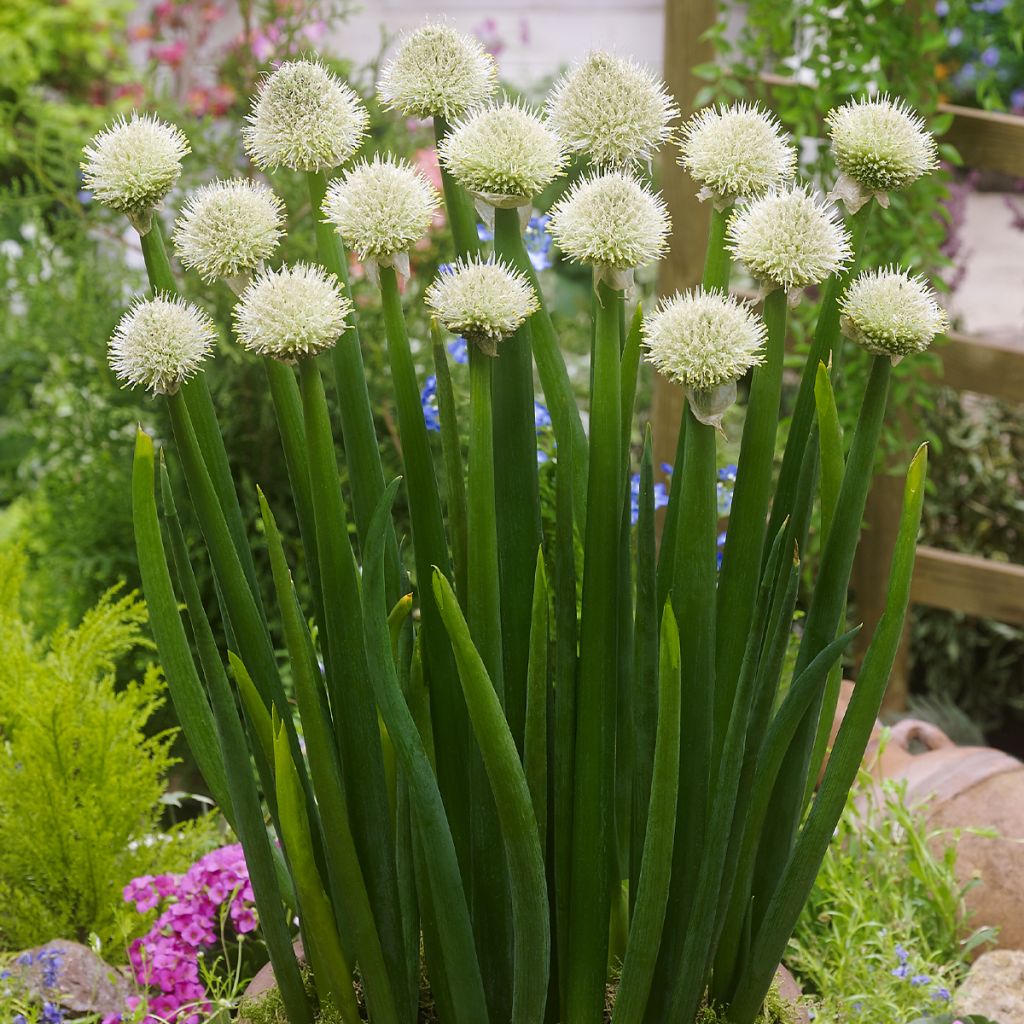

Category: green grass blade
[363, 480, 489, 1024]
[728, 446, 927, 1024]
[612, 604, 681, 1024]
[434, 569, 552, 1024]
[132, 429, 313, 1024]
[525, 549, 550, 855]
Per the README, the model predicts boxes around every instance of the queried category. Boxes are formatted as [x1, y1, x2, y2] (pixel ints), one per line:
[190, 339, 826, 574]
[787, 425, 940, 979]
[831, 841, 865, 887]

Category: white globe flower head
[840, 266, 948, 363]
[547, 170, 670, 290]
[173, 179, 285, 287]
[322, 155, 440, 279]
[726, 185, 852, 298]
[643, 289, 767, 427]
[233, 263, 353, 361]
[678, 102, 797, 209]
[826, 96, 939, 213]
[109, 294, 216, 395]
[82, 113, 190, 231]
[243, 60, 369, 173]
[438, 100, 567, 209]
[378, 21, 497, 122]
[546, 51, 678, 168]
[425, 258, 539, 356]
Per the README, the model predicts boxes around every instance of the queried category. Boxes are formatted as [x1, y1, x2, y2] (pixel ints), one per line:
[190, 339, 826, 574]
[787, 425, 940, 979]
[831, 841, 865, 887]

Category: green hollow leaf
[273, 722, 362, 1024]
[433, 569, 552, 1024]
[524, 549, 550, 855]
[613, 604, 681, 1024]
[814, 361, 845, 546]
[362, 480, 488, 1024]
[619, 304, 644, 458]
[230, 653, 274, 771]
[728, 445, 927, 1024]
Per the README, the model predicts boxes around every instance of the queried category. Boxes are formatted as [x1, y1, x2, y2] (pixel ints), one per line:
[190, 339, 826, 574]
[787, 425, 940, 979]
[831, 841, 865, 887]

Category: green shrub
[0, 546, 218, 952]
[788, 761, 994, 1022]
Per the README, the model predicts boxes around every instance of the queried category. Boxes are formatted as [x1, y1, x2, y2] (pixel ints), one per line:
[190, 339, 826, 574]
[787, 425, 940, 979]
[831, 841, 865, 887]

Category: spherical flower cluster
[726, 185, 852, 293]
[438, 100, 566, 206]
[81, 114, 190, 228]
[109, 295, 216, 395]
[322, 156, 440, 262]
[233, 263, 352, 360]
[826, 96, 938, 211]
[547, 171, 670, 285]
[173, 179, 284, 284]
[678, 102, 797, 207]
[839, 266, 948, 361]
[546, 51, 678, 167]
[243, 60, 368, 172]
[643, 289, 767, 390]
[123, 845, 256, 1023]
[378, 22, 497, 121]
[425, 258, 538, 355]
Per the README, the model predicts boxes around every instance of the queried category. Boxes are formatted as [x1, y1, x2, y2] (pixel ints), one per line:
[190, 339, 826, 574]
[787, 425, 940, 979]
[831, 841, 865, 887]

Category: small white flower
[425, 258, 538, 355]
[322, 155, 440, 266]
[173, 179, 284, 284]
[826, 96, 938, 212]
[378, 21, 497, 122]
[644, 289, 767, 427]
[547, 171, 670, 285]
[82, 114, 190, 228]
[840, 266, 948, 361]
[233, 263, 352, 360]
[546, 51, 678, 168]
[438, 100, 566, 206]
[109, 294, 216, 394]
[678, 102, 797, 207]
[726, 185, 852, 293]
[243, 60, 369, 173]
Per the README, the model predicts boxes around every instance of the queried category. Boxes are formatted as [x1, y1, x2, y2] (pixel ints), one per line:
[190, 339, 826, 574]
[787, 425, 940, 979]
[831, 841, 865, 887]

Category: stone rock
[237, 939, 305, 1021]
[955, 949, 1024, 1024]
[11, 939, 134, 1016]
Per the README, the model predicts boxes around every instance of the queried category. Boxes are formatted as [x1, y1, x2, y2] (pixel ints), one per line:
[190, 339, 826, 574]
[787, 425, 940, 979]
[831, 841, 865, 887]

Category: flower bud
[425, 258, 538, 356]
[173, 179, 284, 286]
[243, 60, 368, 173]
[232, 263, 352, 361]
[82, 114, 190, 231]
[546, 51, 678, 168]
[840, 266, 948, 362]
[109, 295, 215, 394]
[378, 22, 497, 121]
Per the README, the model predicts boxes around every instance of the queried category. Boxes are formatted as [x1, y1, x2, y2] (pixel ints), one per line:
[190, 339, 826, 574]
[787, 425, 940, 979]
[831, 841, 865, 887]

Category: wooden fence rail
[656, 2, 1024, 711]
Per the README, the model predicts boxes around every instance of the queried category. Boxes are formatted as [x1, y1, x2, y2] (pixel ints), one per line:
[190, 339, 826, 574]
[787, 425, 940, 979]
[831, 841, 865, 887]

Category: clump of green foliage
[0, 546, 218, 951]
[787, 762, 994, 1022]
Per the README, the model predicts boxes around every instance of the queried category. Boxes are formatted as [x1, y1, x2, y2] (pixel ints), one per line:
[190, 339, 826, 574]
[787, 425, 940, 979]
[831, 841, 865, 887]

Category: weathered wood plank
[911, 546, 1024, 625]
[940, 332, 1024, 404]
[941, 103, 1024, 178]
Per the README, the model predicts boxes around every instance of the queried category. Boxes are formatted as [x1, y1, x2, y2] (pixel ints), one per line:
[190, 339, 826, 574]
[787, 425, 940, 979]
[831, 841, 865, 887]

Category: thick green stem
[565, 279, 622, 1024]
[307, 170, 400, 600]
[702, 205, 733, 291]
[493, 205, 542, 751]
[378, 264, 471, 872]
[296, 356, 405, 1000]
[643, 406, 718, 1022]
[714, 288, 788, 757]
[434, 117, 482, 258]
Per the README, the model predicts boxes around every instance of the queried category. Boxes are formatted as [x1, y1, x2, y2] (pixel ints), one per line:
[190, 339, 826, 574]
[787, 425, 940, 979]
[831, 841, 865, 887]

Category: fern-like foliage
[0, 546, 218, 952]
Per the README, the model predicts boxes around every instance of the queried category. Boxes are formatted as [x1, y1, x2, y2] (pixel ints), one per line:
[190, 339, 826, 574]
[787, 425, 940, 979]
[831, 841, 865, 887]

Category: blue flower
[946, 26, 964, 45]
[537, 449, 550, 464]
[972, 0, 1006, 10]
[42, 1001, 65, 1023]
[448, 336, 469, 364]
[892, 963, 911, 979]
[524, 214, 554, 272]
[911, 974, 931, 987]
[895, 944, 909, 963]
[13, 1015, 27, 1024]
[1012, 88, 1024, 111]
[932, 986, 951, 1001]
[717, 531, 728, 570]
[629, 473, 669, 525]
[981, 45, 1000, 67]
[421, 374, 441, 432]
[534, 401, 552, 430]
[935, 0, 949, 13]
[477, 222, 494, 243]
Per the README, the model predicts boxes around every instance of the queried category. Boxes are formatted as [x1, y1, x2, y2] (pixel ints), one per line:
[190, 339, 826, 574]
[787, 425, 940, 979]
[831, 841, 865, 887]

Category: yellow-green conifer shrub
[0, 547, 218, 951]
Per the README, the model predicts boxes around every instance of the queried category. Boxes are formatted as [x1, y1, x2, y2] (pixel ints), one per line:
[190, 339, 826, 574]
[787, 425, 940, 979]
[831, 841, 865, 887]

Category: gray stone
[955, 949, 1024, 1024]
[10, 939, 134, 1016]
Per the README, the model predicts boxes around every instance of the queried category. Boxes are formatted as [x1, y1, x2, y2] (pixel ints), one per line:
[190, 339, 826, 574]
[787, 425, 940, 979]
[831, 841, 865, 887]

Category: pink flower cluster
[120, 844, 257, 1024]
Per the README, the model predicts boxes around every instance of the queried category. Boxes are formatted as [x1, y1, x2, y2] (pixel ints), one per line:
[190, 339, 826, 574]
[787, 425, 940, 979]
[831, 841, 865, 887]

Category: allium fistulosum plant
[86, 25, 945, 1023]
